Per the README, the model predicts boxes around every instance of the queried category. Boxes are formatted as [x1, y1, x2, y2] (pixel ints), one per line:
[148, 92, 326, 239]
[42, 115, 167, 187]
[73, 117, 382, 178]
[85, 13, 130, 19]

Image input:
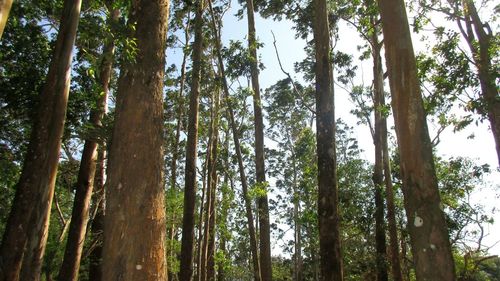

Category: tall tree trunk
[0, 0, 82, 279]
[0, 0, 13, 38]
[244, 0, 272, 279]
[289, 136, 303, 281]
[206, 88, 220, 281]
[371, 30, 405, 281]
[371, 23, 388, 281]
[167, 15, 190, 281]
[312, 0, 343, 279]
[57, 8, 117, 281]
[207, 1, 261, 279]
[88, 148, 106, 281]
[101, 0, 169, 279]
[459, 0, 500, 167]
[382, 118, 404, 281]
[376, 0, 456, 279]
[200, 88, 220, 281]
[179, 0, 204, 279]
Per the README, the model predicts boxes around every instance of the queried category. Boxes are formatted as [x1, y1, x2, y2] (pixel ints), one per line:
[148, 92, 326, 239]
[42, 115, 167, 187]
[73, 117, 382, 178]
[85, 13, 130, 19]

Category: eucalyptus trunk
[0, 0, 81, 279]
[371, 22, 388, 281]
[312, 0, 343, 279]
[179, 0, 204, 279]
[88, 148, 106, 281]
[101, 0, 169, 278]
[57, 8, 117, 281]
[377, 0, 456, 279]
[207, 0, 261, 279]
[246, 0, 273, 276]
[244, 0, 272, 278]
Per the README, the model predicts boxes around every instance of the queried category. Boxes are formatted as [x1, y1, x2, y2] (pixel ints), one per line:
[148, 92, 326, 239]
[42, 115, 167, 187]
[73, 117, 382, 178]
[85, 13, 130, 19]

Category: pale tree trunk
[0, 0, 13, 38]
[244, 0, 272, 278]
[0, 0, 81, 279]
[179, 0, 204, 279]
[312, 0, 343, 279]
[101, 0, 169, 279]
[207, 0, 261, 279]
[376, 0, 456, 279]
[57, 7, 117, 281]
[371, 21, 389, 281]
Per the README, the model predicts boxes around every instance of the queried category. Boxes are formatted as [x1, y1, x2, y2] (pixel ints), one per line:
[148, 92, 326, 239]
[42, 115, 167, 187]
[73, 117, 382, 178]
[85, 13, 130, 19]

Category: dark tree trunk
[57, 8, 117, 281]
[244, 0, 272, 279]
[101, 0, 169, 279]
[376, 0, 456, 279]
[312, 0, 343, 279]
[207, 0, 261, 279]
[0, 0, 82, 279]
[179, 0, 204, 279]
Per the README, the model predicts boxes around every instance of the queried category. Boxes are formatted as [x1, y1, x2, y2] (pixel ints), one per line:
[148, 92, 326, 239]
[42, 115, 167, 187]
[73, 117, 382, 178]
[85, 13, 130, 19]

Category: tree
[244, 0, 273, 278]
[56, 4, 118, 281]
[416, 0, 500, 167]
[376, 0, 456, 279]
[312, 0, 343, 279]
[0, 0, 82, 279]
[179, 0, 204, 279]
[101, 0, 169, 279]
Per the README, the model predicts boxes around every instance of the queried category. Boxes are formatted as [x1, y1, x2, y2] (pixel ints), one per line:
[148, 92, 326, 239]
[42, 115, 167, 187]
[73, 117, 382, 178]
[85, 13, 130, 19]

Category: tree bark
[0, 0, 82, 279]
[88, 148, 106, 281]
[57, 8, 117, 281]
[0, 0, 13, 38]
[101, 0, 169, 279]
[179, 0, 204, 279]
[376, 0, 456, 279]
[244, 0, 272, 279]
[371, 24, 388, 281]
[312, 0, 343, 279]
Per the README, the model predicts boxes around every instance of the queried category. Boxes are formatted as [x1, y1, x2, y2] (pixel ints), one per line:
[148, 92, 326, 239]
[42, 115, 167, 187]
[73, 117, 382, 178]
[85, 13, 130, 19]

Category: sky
[166, 0, 500, 256]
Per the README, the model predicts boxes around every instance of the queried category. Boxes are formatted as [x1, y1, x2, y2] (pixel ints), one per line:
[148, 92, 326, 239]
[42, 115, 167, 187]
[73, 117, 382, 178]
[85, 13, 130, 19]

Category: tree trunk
[244, 0, 272, 279]
[88, 148, 106, 281]
[179, 0, 204, 279]
[207, 1, 261, 279]
[312, 0, 343, 279]
[101, 0, 169, 279]
[376, 0, 456, 279]
[57, 8, 117, 281]
[167, 15, 190, 281]
[206, 89, 220, 281]
[371, 24, 388, 281]
[290, 141, 303, 281]
[0, 0, 13, 38]
[0, 0, 81, 279]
